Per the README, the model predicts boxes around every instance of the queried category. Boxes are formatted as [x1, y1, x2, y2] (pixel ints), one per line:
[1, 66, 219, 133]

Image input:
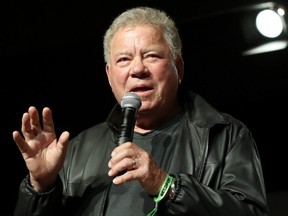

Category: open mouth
[131, 87, 153, 93]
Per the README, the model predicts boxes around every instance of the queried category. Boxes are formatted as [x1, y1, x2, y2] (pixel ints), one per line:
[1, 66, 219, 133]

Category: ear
[175, 56, 184, 83]
[106, 64, 112, 86]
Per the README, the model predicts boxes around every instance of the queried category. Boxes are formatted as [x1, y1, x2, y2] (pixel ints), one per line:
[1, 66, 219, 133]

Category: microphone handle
[117, 107, 137, 145]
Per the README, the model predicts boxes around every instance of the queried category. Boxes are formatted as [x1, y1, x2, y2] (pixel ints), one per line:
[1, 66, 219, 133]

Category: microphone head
[121, 92, 142, 110]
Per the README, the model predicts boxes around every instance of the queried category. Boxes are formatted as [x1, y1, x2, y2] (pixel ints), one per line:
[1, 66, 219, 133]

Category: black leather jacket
[14, 91, 270, 216]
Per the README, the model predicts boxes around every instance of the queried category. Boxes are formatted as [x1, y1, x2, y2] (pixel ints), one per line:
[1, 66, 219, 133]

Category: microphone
[117, 92, 142, 145]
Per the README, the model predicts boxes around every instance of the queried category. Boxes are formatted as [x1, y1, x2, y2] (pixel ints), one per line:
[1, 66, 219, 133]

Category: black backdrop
[1, 0, 287, 215]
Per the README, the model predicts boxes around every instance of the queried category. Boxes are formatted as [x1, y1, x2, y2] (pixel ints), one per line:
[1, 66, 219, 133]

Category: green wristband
[147, 174, 174, 216]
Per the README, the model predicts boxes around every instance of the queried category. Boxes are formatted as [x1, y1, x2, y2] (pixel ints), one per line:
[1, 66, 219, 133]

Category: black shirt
[105, 112, 183, 215]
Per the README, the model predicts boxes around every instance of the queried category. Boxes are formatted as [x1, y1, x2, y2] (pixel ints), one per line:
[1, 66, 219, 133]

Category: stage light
[241, 2, 287, 56]
[256, 9, 283, 38]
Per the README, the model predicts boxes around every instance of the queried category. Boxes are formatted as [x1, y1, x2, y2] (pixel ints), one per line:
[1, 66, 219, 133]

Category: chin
[138, 101, 155, 114]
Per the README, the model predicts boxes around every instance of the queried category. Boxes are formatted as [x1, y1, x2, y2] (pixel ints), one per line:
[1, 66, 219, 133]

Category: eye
[117, 57, 130, 63]
[146, 53, 160, 59]
[144, 50, 165, 60]
[116, 56, 131, 67]
[144, 53, 163, 63]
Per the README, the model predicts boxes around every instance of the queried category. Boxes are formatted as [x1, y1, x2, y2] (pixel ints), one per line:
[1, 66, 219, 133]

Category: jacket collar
[106, 91, 228, 134]
[182, 91, 228, 129]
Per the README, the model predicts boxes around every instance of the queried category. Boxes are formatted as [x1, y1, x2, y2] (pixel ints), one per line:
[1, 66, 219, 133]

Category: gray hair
[103, 6, 182, 64]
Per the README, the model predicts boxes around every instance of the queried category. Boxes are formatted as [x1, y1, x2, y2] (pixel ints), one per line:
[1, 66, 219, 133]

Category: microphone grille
[121, 92, 142, 110]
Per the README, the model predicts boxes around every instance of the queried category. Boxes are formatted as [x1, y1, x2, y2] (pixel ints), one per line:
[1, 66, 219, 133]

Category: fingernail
[113, 177, 119, 184]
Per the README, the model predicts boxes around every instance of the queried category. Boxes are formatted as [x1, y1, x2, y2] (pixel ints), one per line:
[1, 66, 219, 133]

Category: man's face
[106, 25, 182, 115]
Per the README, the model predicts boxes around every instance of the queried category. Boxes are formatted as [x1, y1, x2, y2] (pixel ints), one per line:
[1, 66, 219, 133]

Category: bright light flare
[256, 9, 284, 38]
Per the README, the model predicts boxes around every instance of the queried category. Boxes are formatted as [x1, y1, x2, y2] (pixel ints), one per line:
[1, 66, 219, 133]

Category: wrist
[147, 174, 174, 216]
[29, 174, 58, 192]
[165, 175, 178, 202]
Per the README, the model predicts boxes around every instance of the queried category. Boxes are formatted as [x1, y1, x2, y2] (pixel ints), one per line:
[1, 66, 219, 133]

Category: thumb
[57, 131, 70, 153]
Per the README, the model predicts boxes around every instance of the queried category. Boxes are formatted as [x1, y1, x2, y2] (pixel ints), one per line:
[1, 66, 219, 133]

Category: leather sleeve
[158, 126, 270, 216]
[13, 175, 63, 216]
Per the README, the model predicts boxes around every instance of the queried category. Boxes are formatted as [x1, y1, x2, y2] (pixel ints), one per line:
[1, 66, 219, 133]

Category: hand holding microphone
[109, 93, 167, 196]
[108, 92, 142, 180]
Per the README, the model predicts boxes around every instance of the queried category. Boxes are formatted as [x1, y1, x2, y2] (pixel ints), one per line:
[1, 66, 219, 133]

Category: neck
[134, 103, 182, 133]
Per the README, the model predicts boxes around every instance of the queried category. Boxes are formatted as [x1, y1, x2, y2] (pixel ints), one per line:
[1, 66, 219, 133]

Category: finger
[111, 142, 134, 155]
[12, 131, 29, 154]
[108, 157, 134, 177]
[28, 106, 42, 131]
[20, 106, 41, 140]
[57, 131, 70, 153]
[21, 112, 36, 140]
[42, 107, 55, 133]
[131, 158, 137, 169]
[110, 150, 130, 166]
[112, 167, 138, 185]
[110, 142, 135, 164]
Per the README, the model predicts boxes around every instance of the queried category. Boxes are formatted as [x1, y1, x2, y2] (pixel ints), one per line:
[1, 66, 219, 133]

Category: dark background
[1, 0, 287, 215]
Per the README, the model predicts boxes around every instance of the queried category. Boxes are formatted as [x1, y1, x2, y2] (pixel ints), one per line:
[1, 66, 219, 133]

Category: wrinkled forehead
[111, 25, 167, 50]
[114, 23, 162, 37]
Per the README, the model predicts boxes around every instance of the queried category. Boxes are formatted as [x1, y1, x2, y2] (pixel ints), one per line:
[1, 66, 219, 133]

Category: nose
[130, 57, 149, 78]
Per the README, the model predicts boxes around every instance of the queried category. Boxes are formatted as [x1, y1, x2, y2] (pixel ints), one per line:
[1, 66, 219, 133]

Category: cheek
[108, 69, 125, 84]
[156, 69, 178, 86]
[108, 71, 128, 95]
[157, 73, 179, 95]
[113, 74, 127, 87]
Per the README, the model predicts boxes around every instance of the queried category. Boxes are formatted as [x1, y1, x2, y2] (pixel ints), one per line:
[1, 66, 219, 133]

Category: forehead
[113, 24, 164, 42]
